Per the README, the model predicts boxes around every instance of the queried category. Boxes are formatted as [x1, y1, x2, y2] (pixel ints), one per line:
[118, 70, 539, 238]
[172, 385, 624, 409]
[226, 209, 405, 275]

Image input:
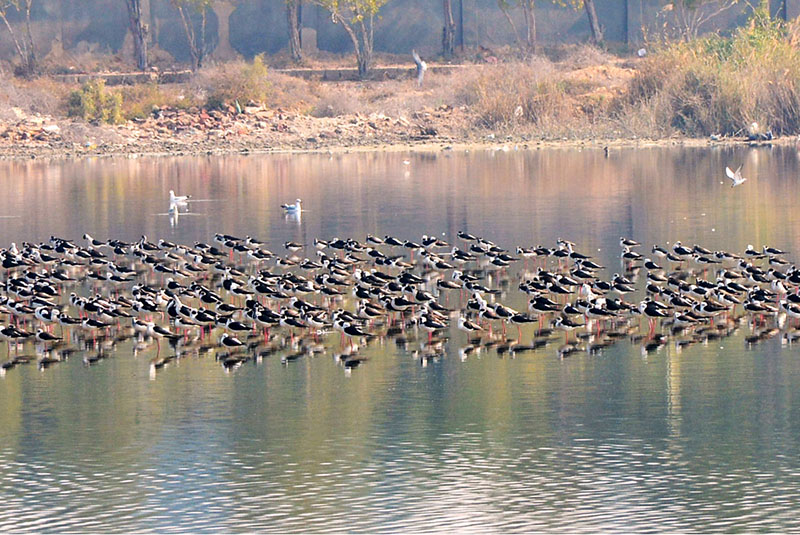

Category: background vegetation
[0, 1, 798, 141]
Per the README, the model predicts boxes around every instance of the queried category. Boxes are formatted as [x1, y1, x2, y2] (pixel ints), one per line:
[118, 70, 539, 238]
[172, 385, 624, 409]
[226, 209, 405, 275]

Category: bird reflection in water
[285, 209, 302, 224]
[169, 201, 188, 228]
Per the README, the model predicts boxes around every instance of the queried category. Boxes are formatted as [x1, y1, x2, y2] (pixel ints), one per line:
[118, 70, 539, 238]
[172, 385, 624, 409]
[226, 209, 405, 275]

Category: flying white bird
[412, 50, 427, 87]
[725, 166, 747, 187]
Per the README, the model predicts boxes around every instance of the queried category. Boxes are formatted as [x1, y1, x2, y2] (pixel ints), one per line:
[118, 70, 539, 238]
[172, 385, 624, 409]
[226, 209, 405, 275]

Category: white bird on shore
[412, 50, 427, 87]
[725, 165, 747, 187]
[170, 190, 191, 204]
[281, 199, 302, 213]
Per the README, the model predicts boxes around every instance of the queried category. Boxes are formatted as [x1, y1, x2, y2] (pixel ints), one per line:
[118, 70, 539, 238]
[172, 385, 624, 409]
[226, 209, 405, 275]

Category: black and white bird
[418, 315, 447, 342]
[552, 316, 583, 343]
[0, 324, 31, 349]
[35, 329, 62, 345]
[219, 332, 245, 349]
[763, 245, 786, 256]
[457, 316, 482, 335]
[336, 321, 369, 348]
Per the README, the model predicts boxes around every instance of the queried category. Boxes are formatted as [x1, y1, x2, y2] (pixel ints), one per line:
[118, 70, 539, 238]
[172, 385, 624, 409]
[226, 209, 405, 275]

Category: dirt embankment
[0, 60, 791, 161]
[0, 102, 470, 159]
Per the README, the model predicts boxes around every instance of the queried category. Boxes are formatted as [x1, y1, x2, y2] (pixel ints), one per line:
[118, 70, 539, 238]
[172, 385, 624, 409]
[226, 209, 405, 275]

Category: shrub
[459, 59, 575, 129]
[310, 90, 360, 117]
[67, 80, 124, 124]
[622, 5, 800, 136]
[119, 83, 198, 120]
[202, 54, 271, 110]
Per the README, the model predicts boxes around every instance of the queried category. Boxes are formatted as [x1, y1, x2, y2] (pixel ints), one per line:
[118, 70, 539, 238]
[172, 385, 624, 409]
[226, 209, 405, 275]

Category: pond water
[2, 145, 800, 532]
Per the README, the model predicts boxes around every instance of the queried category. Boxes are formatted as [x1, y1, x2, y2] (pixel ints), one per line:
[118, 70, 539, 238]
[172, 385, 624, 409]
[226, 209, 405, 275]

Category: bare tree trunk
[357, 12, 373, 78]
[498, 2, 524, 51]
[583, 0, 603, 45]
[442, 0, 456, 59]
[331, 10, 369, 77]
[199, 8, 206, 68]
[0, 10, 30, 75]
[0, 0, 37, 75]
[124, 0, 148, 71]
[312, 2, 375, 78]
[521, 0, 535, 53]
[177, 5, 197, 70]
[287, 0, 302, 63]
[356, 52, 368, 77]
[177, 4, 209, 71]
[22, 0, 36, 72]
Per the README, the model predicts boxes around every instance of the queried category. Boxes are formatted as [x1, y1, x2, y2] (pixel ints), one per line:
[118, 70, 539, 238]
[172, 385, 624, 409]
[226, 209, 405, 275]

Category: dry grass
[453, 58, 589, 135]
[309, 88, 361, 117]
[192, 55, 272, 109]
[262, 71, 318, 112]
[556, 43, 616, 69]
[5, 12, 800, 145]
[118, 83, 199, 119]
[621, 7, 800, 137]
[0, 76, 70, 119]
[310, 73, 465, 117]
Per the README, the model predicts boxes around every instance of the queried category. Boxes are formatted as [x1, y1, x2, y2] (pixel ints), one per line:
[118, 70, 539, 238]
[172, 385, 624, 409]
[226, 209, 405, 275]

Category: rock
[419, 126, 438, 136]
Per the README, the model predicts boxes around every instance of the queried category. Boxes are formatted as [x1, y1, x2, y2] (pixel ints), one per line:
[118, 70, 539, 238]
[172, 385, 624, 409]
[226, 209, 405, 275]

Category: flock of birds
[0, 189, 798, 376]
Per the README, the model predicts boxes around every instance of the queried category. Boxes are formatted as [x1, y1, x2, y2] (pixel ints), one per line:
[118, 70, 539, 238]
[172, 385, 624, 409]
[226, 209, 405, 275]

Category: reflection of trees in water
[2, 146, 798, 254]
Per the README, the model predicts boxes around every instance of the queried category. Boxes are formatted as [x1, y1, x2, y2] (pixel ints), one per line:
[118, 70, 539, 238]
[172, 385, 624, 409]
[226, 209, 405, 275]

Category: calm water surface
[2, 146, 800, 532]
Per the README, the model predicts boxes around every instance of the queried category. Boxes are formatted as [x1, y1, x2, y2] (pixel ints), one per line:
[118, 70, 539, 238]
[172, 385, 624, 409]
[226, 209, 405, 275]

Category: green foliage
[0, 0, 30, 15]
[311, 0, 390, 76]
[313, 0, 389, 19]
[171, 0, 212, 10]
[551, 0, 583, 9]
[678, 0, 739, 10]
[119, 83, 197, 120]
[67, 80, 124, 124]
[205, 54, 271, 110]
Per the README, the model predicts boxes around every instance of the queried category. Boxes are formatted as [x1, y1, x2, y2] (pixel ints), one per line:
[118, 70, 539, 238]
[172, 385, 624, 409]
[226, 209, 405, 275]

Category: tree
[582, 0, 602, 44]
[287, 0, 302, 63]
[0, 0, 37, 75]
[555, 0, 603, 45]
[172, 0, 213, 71]
[310, 0, 390, 78]
[660, 0, 743, 40]
[442, 0, 456, 59]
[497, 0, 536, 53]
[123, 0, 148, 70]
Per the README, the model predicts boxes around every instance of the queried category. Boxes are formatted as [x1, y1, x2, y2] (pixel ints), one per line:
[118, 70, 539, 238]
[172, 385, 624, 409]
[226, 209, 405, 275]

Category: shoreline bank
[0, 132, 793, 163]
